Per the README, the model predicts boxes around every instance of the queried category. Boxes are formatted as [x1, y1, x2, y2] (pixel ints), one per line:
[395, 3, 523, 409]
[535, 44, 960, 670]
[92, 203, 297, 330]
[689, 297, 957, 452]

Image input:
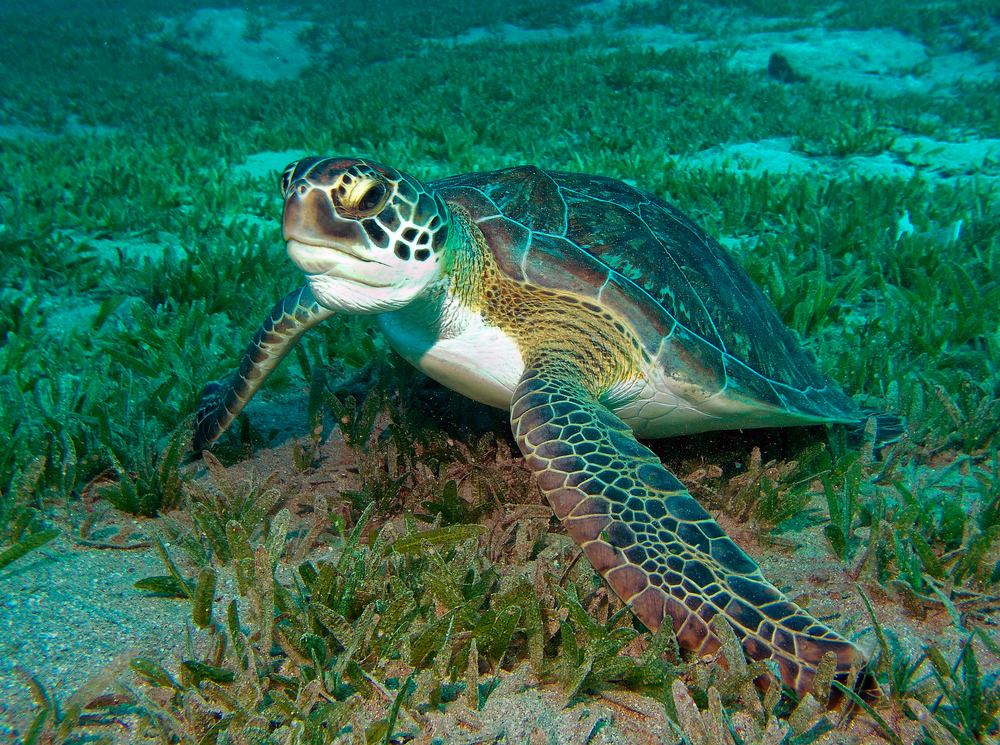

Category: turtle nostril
[297, 184, 308, 196]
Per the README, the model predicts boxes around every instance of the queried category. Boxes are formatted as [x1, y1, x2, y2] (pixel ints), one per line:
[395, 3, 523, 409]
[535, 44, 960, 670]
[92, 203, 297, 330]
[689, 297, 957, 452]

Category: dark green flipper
[193, 285, 334, 451]
[511, 358, 877, 704]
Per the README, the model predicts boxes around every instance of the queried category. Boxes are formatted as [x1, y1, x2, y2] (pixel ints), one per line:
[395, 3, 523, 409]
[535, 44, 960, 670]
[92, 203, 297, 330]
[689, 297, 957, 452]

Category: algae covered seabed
[1, 0, 999, 743]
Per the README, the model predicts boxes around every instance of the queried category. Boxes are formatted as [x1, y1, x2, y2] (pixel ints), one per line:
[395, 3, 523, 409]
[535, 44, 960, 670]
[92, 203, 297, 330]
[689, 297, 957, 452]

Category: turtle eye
[341, 175, 390, 218]
[359, 183, 387, 213]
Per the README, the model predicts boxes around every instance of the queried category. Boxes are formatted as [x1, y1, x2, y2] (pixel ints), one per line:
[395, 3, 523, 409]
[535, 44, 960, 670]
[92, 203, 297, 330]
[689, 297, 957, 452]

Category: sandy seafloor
[1, 0, 1000, 743]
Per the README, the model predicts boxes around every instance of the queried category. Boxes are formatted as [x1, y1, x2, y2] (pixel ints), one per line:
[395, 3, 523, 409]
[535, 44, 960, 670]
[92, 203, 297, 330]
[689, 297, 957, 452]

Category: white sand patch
[232, 149, 311, 180]
[725, 27, 996, 96]
[841, 151, 922, 182]
[680, 138, 819, 178]
[0, 533, 203, 739]
[33, 232, 183, 335]
[0, 124, 58, 142]
[452, 23, 579, 46]
[83, 231, 184, 267]
[891, 135, 1000, 175]
[726, 28, 930, 95]
[61, 118, 118, 139]
[179, 8, 314, 82]
[581, 0, 631, 13]
[0, 116, 116, 142]
[679, 135, 1000, 191]
[448, 15, 997, 98]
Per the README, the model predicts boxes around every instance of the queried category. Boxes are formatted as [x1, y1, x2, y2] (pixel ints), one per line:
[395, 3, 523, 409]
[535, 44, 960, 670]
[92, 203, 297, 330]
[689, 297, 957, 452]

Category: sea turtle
[194, 156, 887, 703]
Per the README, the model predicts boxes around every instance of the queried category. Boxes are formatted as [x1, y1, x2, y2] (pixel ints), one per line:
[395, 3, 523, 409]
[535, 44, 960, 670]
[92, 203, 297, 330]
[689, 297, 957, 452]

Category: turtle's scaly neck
[375, 206, 523, 409]
[443, 205, 487, 307]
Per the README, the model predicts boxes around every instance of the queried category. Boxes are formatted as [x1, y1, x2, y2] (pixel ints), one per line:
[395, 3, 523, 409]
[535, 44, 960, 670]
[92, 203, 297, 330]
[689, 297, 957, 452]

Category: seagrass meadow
[1, 0, 999, 742]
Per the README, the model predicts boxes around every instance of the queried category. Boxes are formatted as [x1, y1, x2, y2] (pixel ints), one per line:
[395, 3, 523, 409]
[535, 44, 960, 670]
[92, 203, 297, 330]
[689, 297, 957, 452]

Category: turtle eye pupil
[360, 183, 387, 212]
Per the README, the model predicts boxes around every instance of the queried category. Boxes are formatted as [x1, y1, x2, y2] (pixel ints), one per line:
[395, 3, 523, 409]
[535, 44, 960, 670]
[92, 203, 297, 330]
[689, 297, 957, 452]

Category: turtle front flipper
[511, 360, 877, 705]
[193, 285, 335, 451]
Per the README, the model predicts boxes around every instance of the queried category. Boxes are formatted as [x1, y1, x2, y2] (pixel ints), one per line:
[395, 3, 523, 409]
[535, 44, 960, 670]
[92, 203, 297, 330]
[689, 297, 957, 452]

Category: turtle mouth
[286, 239, 391, 287]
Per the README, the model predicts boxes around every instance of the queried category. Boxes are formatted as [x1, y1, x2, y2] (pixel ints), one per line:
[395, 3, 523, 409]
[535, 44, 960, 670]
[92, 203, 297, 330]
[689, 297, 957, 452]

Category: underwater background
[1, 0, 999, 742]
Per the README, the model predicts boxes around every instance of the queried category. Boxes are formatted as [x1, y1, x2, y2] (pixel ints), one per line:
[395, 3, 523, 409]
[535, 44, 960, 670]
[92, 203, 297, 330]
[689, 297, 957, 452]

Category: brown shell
[433, 165, 858, 422]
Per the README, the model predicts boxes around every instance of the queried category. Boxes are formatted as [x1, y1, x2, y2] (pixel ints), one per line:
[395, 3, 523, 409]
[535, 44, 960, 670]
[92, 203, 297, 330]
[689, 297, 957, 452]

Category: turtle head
[281, 157, 451, 314]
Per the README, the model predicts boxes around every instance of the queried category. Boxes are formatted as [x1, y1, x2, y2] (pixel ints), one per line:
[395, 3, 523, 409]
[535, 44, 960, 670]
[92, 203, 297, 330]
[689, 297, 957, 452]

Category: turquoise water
[1, 1, 998, 742]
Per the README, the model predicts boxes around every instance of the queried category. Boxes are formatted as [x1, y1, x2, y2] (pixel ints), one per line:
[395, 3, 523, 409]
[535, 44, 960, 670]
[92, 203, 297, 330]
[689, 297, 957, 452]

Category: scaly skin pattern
[193, 285, 333, 451]
[512, 357, 872, 703]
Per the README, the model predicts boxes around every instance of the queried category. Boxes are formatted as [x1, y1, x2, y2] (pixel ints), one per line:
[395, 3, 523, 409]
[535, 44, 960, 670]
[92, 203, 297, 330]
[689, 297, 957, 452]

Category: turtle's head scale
[280, 157, 451, 314]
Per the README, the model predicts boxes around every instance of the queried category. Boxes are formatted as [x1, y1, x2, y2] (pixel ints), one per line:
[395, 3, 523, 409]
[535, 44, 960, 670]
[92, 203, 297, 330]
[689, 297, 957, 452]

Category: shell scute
[656, 325, 728, 401]
[441, 166, 566, 233]
[436, 184, 503, 220]
[597, 280, 676, 357]
[475, 216, 530, 282]
[564, 199, 677, 313]
[523, 233, 609, 299]
[722, 358, 787, 411]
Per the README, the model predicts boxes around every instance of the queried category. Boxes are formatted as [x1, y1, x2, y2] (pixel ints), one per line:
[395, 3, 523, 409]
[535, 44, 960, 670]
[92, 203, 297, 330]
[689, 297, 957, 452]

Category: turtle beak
[283, 180, 389, 282]
[282, 180, 366, 248]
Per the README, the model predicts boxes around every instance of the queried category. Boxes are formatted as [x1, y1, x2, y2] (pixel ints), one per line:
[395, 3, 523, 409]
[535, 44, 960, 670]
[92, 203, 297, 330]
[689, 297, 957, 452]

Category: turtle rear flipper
[511, 358, 878, 705]
[193, 285, 334, 451]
